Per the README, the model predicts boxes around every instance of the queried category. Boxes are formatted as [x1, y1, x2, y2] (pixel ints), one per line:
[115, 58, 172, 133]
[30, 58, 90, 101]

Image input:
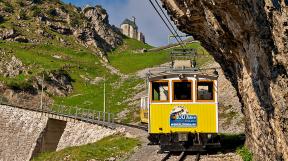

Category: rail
[0, 98, 115, 129]
[0, 98, 148, 131]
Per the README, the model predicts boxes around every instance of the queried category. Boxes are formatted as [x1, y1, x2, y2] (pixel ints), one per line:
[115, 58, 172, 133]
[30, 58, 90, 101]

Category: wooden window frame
[172, 80, 193, 102]
[196, 80, 216, 102]
[150, 80, 170, 103]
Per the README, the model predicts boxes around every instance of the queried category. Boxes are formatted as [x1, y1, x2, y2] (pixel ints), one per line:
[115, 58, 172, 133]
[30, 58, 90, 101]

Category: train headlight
[179, 74, 185, 79]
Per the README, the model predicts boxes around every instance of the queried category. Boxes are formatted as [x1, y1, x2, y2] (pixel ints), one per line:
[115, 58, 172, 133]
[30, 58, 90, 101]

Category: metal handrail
[0, 99, 115, 128]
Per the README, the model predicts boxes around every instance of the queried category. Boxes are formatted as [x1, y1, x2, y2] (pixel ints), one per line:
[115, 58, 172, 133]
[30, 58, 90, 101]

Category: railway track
[114, 122, 148, 131]
[161, 152, 200, 161]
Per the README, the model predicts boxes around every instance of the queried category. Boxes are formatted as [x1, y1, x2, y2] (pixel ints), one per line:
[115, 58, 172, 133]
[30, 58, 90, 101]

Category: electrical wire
[153, 0, 184, 43]
[148, 0, 184, 48]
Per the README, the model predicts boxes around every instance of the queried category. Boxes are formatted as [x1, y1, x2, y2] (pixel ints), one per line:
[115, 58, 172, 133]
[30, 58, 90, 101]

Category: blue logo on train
[170, 106, 197, 127]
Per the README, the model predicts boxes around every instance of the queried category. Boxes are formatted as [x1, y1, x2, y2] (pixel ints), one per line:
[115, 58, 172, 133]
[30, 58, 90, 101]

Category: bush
[7, 79, 35, 92]
[48, 8, 58, 17]
[32, 7, 42, 17]
[31, 0, 42, 4]
[70, 16, 80, 27]
[17, 0, 25, 7]
[237, 146, 253, 161]
[3, 3, 14, 13]
[19, 9, 28, 20]
[0, 15, 4, 23]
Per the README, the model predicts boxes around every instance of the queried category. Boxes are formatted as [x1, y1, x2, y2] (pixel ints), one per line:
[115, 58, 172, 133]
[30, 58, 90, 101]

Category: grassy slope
[109, 39, 212, 74]
[32, 135, 140, 161]
[0, 40, 143, 114]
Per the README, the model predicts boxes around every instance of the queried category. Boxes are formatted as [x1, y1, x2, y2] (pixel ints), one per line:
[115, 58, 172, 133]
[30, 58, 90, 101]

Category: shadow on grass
[207, 133, 245, 155]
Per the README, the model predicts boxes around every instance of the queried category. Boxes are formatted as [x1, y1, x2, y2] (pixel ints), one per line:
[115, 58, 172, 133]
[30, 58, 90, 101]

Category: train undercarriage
[148, 133, 221, 152]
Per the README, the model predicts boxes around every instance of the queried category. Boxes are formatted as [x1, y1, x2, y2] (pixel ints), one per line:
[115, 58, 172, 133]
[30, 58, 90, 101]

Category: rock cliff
[160, 0, 288, 160]
[0, 1, 123, 58]
[0, 1, 123, 107]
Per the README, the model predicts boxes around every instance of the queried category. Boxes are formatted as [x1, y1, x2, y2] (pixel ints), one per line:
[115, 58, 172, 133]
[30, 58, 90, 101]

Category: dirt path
[99, 59, 128, 79]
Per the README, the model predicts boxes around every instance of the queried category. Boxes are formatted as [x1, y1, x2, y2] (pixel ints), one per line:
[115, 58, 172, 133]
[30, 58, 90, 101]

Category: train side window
[151, 81, 169, 101]
[197, 81, 214, 101]
[173, 81, 192, 101]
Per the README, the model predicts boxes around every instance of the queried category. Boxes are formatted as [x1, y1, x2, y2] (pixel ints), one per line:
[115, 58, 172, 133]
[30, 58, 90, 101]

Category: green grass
[0, 40, 142, 114]
[32, 135, 140, 161]
[109, 38, 212, 74]
[236, 146, 253, 161]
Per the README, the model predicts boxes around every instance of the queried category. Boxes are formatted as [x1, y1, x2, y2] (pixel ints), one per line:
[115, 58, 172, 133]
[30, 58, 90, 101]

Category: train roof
[147, 66, 219, 81]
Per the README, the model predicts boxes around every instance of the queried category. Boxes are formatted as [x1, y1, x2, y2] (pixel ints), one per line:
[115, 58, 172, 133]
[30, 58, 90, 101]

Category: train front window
[151, 81, 169, 101]
[173, 81, 192, 101]
[197, 81, 214, 101]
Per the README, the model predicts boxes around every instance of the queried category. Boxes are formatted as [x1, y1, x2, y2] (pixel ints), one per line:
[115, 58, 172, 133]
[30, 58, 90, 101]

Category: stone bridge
[0, 105, 117, 161]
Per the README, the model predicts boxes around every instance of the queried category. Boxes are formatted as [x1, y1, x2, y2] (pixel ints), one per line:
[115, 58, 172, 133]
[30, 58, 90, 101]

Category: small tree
[0, 15, 4, 23]
[17, 0, 25, 7]
[19, 9, 28, 20]
[3, 3, 14, 13]
[48, 8, 58, 17]
[31, 0, 42, 4]
[32, 7, 42, 17]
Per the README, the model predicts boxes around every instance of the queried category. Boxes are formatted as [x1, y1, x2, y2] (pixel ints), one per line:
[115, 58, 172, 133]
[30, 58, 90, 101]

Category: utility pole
[40, 73, 44, 111]
[103, 76, 106, 113]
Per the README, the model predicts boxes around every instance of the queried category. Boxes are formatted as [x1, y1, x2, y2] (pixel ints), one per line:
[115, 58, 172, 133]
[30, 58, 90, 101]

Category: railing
[0, 97, 115, 128]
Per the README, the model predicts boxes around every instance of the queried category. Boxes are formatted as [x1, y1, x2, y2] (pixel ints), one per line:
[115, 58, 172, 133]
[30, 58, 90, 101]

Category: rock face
[161, 0, 288, 160]
[81, 6, 123, 51]
[204, 62, 244, 134]
[0, 2, 123, 58]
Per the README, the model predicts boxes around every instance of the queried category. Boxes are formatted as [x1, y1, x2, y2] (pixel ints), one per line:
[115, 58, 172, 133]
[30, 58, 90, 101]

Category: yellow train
[140, 49, 220, 151]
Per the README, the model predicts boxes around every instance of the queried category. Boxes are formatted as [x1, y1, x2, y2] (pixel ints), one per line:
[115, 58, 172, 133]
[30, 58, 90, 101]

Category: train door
[140, 96, 149, 123]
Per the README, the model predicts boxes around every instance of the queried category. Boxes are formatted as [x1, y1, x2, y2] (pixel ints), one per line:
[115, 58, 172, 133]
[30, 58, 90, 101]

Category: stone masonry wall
[0, 105, 48, 161]
[0, 105, 116, 161]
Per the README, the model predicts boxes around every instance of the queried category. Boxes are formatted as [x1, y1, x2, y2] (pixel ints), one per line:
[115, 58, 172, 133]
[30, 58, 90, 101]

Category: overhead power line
[153, 0, 184, 43]
[148, 0, 185, 48]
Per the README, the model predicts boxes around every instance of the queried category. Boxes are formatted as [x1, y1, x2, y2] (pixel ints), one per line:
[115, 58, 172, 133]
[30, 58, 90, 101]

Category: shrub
[17, 1, 25, 7]
[7, 79, 35, 92]
[237, 146, 253, 161]
[0, 15, 4, 23]
[19, 9, 28, 20]
[48, 8, 58, 17]
[32, 7, 42, 17]
[70, 16, 80, 27]
[31, 0, 42, 4]
[60, 5, 68, 13]
[3, 3, 14, 13]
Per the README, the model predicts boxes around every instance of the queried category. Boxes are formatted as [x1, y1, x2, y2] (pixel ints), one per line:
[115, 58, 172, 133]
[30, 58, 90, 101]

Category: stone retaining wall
[0, 105, 116, 161]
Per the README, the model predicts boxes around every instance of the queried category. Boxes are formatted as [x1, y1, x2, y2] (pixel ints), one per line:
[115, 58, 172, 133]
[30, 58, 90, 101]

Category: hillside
[0, 0, 213, 123]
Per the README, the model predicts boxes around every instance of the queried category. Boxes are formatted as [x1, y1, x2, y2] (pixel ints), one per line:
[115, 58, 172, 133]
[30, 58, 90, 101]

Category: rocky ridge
[0, 0, 124, 107]
[0, 0, 123, 59]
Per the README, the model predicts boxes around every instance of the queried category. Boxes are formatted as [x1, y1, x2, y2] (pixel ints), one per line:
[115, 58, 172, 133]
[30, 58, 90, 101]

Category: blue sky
[63, 0, 182, 46]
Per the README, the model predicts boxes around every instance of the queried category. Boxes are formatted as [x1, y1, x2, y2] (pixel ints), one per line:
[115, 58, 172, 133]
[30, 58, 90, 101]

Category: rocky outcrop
[41, 70, 73, 97]
[0, 51, 26, 77]
[74, 6, 123, 52]
[0, 69, 73, 109]
[161, 0, 288, 160]
[0, 2, 123, 58]
[0, 29, 18, 40]
[204, 62, 244, 134]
